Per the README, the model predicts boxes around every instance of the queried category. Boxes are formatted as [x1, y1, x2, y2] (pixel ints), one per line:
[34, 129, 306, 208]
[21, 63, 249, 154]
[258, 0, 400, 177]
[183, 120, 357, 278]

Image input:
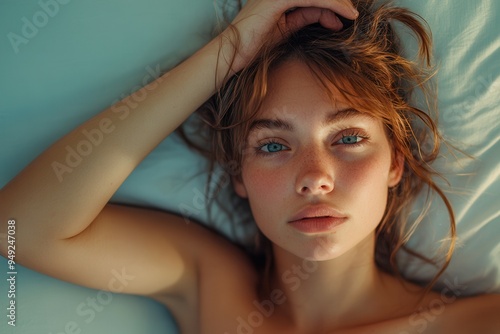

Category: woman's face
[233, 60, 403, 261]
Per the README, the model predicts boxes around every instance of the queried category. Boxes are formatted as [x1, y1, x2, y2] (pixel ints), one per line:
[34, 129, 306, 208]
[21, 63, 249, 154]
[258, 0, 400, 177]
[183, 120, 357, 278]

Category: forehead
[254, 59, 363, 121]
[257, 59, 358, 117]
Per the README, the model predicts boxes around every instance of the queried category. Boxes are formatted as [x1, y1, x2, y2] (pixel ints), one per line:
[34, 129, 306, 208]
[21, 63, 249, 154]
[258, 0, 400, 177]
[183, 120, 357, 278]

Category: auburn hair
[178, 0, 456, 294]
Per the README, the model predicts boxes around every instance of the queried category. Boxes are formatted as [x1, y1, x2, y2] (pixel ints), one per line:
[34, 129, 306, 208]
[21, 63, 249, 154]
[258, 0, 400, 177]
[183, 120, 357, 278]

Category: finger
[319, 9, 343, 30]
[286, 7, 343, 32]
[286, 0, 358, 20]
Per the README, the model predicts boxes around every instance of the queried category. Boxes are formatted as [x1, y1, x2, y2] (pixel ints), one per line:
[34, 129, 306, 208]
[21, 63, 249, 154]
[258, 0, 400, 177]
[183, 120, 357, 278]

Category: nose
[295, 150, 335, 196]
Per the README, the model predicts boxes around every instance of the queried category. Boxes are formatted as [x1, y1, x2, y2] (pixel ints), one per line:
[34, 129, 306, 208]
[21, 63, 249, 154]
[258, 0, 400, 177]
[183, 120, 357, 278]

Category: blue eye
[261, 142, 285, 153]
[255, 140, 289, 155]
[340, 135, 362, 145]
[334, 131, 369, 147]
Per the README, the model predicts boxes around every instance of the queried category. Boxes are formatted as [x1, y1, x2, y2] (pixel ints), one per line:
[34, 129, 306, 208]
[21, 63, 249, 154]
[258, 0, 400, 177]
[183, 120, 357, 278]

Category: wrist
[217, 26, 251, 75]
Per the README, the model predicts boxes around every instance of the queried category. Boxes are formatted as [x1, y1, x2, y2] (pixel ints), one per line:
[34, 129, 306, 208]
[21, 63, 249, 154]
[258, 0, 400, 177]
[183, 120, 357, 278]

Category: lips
[289, 205, 346, 222]
[288, 205, 347, 233]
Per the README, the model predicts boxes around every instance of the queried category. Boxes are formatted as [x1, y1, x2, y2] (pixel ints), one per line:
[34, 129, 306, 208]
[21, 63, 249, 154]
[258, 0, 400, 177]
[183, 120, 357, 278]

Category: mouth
[288, 205, 347, 233]
[288, 216, 347, 233]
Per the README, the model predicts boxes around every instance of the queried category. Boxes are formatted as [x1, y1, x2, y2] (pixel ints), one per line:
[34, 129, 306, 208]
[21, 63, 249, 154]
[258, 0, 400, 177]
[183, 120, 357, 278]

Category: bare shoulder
[147, 207, 259, 333]
[392, 287, 500, 333]
[336, 289, 499, 334]
[355, 273, 499, 333]
[133, 203, 258, 297]
[437, 293, 500, 332]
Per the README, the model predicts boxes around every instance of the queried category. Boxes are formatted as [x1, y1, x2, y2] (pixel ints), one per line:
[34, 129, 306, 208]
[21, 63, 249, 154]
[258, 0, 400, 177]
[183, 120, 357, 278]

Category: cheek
[339, 155, 390, 188]
[243, 165, 288, 202]
[240, 164, 290, 232]
[336, 153, 392, 221]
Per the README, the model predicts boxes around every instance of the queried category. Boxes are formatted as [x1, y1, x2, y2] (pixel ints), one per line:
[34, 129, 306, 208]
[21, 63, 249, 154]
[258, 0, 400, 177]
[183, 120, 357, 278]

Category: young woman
[0, 0, 498, 333]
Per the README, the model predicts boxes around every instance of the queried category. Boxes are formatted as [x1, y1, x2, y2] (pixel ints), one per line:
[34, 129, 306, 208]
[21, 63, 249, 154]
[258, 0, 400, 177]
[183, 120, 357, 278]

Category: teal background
[1, 0, 499, 333]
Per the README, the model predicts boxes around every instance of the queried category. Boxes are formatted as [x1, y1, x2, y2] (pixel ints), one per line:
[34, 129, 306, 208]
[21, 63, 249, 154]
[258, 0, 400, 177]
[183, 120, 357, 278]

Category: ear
[388, 150, 404, 188]
[232, 176, 248, 198]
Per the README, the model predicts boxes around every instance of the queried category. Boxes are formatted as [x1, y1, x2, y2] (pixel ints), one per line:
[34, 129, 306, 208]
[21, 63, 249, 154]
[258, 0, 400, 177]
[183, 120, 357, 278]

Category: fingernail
[352, 8, 359, 17]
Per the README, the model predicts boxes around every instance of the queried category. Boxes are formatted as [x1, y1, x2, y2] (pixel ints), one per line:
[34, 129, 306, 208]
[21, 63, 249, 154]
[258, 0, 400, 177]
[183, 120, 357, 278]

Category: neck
[268, 233, 390, 332]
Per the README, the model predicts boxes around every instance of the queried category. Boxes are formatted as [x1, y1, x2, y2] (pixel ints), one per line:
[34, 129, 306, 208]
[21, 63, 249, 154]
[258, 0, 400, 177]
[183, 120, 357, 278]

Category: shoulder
[389, 277, 500, 332]
[103, 203, 257, 298]
[438, 293, 500, 332]
[148, 210, 259, 332]
[143, 204, 258, 297]
[369, 273, 498, 332]
[338, 290, 499, 334]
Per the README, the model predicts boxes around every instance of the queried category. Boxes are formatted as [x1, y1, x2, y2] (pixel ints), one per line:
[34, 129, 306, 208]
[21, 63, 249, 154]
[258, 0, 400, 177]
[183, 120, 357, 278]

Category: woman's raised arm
[0, 35, 233, 242]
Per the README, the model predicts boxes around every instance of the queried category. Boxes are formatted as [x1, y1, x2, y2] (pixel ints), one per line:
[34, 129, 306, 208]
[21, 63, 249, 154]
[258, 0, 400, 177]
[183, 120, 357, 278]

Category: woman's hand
[223, 0, 358, 72]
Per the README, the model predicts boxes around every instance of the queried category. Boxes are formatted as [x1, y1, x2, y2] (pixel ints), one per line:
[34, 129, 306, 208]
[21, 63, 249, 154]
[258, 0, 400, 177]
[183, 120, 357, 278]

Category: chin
[294, 239, 348, 262]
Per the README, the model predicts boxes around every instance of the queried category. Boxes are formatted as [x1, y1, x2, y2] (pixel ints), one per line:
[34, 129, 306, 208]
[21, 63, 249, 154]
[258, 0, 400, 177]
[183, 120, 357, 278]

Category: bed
[0, 0, 498, 333]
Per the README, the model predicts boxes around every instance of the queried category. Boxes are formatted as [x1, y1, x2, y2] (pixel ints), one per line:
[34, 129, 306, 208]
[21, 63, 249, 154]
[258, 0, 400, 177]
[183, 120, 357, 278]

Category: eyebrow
[248, 108, 367, 134]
